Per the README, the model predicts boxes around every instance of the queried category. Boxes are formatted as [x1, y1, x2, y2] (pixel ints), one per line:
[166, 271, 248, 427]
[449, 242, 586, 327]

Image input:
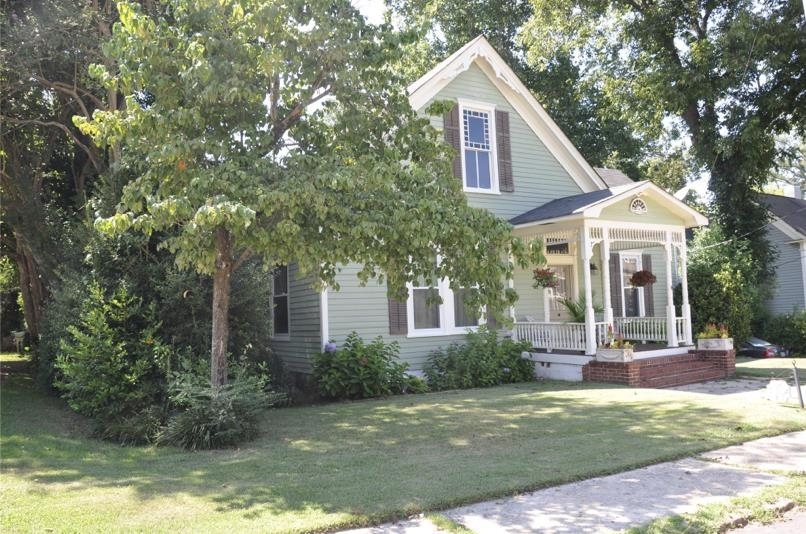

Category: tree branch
[32, 75, 96, 118]
[3, 116, 103, 172]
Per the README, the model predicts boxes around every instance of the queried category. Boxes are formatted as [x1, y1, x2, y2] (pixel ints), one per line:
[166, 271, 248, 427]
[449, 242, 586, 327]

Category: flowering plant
[697, 323, 730, 339]
[600, 324, 633, 349]
[629, 269, 657, 287]
[532, 267, 558, 289]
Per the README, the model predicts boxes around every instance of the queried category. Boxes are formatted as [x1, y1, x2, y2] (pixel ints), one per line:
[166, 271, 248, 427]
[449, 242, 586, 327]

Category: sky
[352, 0, 387, 24]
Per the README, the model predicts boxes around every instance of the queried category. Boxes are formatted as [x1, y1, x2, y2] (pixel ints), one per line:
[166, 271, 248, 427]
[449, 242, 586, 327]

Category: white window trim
[406, 273, 483, 338]
[619, 251, 645, 317]
[457, 98, 500, 195]
[271, 265, 290, 341]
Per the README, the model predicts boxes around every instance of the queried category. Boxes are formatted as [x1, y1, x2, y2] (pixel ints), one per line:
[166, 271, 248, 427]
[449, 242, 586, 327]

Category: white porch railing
[675, 317, 686, 343]
[514, 321, 609, 352]
[613, 317, 667, 342]
[612, 316, 690, 344]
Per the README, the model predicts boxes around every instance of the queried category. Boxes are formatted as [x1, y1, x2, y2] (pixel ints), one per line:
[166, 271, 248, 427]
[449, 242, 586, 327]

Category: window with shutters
[404, 258, 482, 337]
[443, 99, 513, 194]
[271, 265, 290, 339]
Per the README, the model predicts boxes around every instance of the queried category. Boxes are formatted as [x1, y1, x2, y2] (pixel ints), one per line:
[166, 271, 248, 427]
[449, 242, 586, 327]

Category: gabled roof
[762, 193, 806, 238]
[407, 36, 607, 193]
[509, 181, 709, 229]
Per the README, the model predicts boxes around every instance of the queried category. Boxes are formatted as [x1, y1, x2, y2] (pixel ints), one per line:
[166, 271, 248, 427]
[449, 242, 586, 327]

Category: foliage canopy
[78, 0, 524, 385]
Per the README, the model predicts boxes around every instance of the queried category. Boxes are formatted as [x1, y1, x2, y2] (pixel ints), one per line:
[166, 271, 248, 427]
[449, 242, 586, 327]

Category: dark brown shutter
[495, 110, 514, 192]
[642, 254, 654, 316]
[443, 104, 462, 180]
[609, 253, 622, 318]
[388, 297, 408, 335]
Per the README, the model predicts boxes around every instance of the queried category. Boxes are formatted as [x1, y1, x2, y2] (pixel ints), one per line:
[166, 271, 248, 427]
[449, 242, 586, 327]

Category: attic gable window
[444, 100, 514, 193]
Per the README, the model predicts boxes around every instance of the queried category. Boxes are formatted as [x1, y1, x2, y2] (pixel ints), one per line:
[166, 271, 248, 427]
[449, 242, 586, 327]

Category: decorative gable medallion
[629, 197, 648, 215]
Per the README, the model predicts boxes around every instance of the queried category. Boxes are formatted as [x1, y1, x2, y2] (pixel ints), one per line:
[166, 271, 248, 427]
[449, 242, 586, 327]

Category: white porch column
[680, 242, 693, 345]
[581, 223, 597, 355]
[600, 227, 614, 326]
[664, 234, 678, 348]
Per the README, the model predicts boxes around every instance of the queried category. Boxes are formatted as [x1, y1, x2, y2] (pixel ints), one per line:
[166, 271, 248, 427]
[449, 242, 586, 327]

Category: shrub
[54, 282, 172, 443]
[761, 311, 806, 356]
[156, 359, 286, 450]
[424, 327, 533, 391]
[312, 332, 415, 399]
[687, 225, 764, 343]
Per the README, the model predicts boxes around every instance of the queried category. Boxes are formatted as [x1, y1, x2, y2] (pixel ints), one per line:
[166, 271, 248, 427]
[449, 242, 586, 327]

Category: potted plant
[532, 267, 558, 289]
[696, 322, 733, 350]
[629, 269, 657, 287]
[596, 325, 634, 362]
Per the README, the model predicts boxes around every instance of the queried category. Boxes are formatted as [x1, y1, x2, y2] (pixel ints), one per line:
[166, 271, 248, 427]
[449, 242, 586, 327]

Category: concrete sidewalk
[342, 427, 805, 533]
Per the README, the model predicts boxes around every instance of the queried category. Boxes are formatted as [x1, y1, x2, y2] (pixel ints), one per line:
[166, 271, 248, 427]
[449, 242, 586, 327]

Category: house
[270, 36, 711, 382]
[761, 192, 806, 315]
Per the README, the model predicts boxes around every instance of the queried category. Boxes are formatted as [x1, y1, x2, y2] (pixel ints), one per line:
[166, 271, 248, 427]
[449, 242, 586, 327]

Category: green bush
[54, 282, 172, 443]
[687, 225, 764, 343]
[312, 332, 417, 399]
[157, 360, 286, 450]
[761, 311, 806, 356]
[424, 327, 534, 391]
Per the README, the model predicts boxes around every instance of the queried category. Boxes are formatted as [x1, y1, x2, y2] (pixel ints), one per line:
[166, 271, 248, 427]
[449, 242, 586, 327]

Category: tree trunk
[14, 233, 46, 340]
[210, 227, 233, 388]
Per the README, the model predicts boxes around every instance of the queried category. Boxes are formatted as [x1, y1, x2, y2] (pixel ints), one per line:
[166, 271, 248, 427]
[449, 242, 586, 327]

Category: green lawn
[2, 353, 806, 533]
[735, 356, 806, 381]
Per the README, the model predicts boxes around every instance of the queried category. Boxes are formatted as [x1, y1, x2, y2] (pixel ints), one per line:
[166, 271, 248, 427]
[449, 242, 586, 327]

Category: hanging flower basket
[532, 267, 558, 289]
[629, 270, 657, 287]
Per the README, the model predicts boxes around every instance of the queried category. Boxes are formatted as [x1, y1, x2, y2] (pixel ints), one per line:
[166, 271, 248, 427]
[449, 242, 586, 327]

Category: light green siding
[269, 263, 322, 374]
[599, 197, 680, 226]
[423, 64, 585, 220]
[767, 225, 805, 315]
[327, 264, 469, 371]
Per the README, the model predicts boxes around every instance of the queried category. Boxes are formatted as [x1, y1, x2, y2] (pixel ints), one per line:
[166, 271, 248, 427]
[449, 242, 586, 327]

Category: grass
[627, 474, 806, 533]
[735, 356, 806, 382]
[2, 353, 806, 533]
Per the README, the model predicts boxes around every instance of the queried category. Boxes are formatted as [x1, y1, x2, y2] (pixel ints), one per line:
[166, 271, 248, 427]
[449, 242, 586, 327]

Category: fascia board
[772, 217, 806, 241]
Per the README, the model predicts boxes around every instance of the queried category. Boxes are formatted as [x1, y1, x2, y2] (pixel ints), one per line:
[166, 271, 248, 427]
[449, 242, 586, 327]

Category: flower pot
[697, 338, 733, 351]
[596, 348, 634, 362]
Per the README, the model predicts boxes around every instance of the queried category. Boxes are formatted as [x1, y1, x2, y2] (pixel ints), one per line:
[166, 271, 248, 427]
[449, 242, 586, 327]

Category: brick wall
[582, 349, 736, 388]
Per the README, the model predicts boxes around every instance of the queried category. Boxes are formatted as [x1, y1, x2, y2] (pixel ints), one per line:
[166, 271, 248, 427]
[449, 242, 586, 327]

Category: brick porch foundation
[582, 349, 736, 388]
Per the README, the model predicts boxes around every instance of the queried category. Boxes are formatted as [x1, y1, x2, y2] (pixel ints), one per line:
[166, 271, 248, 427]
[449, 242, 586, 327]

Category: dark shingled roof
[594, 167, 635, 187]
[762, 193, 806, 236]
[509, 189, 614, 226]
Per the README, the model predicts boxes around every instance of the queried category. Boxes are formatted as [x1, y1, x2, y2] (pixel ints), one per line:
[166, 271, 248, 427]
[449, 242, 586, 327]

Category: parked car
[736, 337, 788, 358]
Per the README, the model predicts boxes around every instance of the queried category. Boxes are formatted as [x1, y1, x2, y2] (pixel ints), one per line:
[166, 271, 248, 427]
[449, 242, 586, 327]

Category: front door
[620, 253, 644, 317]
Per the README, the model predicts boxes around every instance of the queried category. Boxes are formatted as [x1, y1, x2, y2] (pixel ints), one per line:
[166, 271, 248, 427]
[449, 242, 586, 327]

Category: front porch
[512, 316, 689, 354]
[521, 346, 735, 387]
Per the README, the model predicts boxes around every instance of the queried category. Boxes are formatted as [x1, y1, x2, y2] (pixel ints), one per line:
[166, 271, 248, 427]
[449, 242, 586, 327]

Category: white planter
[697, 338, 733, 351]
[596, 348, 634, 362]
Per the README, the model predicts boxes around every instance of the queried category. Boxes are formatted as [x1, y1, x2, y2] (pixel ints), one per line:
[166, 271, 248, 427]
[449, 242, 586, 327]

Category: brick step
[640, 367, 726, 388]
[639, 361, 717, 380]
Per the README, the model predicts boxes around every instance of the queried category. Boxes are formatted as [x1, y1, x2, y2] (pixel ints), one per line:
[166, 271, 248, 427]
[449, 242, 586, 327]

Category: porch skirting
[581, 349, 735, 388]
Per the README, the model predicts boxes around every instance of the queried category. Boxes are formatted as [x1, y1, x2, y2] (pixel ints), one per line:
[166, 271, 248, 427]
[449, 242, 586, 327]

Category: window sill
[271, 335, 291, 342]
[407, 326, 479, 339]
[463, 187, 501, 195]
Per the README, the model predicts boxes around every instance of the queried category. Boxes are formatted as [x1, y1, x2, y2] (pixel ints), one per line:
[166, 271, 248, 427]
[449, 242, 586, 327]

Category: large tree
[523, 0, 806, 277]
[79, 0, 522, 387]
[0, 0, 148, 337]
[388, 0, 645, 176]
